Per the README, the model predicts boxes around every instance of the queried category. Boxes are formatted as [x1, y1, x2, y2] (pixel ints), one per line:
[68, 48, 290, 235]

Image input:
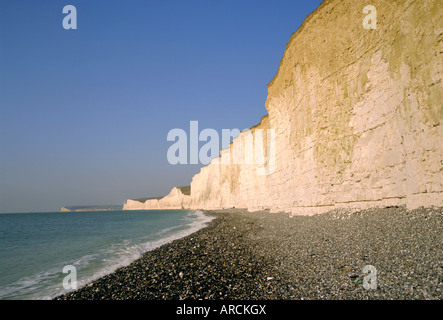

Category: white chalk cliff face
[124, 0, 443, 215]
[123, 187, 190, 210]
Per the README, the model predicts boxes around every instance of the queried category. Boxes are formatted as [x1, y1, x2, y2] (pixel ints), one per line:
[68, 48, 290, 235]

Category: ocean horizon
[0, 209, 213, 300]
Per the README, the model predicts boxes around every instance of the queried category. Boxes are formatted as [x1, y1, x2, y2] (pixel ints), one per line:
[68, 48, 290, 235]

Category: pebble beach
[55, 206, 442, 300]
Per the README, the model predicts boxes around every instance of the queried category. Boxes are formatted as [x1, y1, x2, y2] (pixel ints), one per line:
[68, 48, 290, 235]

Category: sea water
[0, 210, 213, 300]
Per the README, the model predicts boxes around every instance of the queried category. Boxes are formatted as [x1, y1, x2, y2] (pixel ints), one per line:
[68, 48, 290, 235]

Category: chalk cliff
[123, 187, 190, 210]
[125, 0, 443, 215]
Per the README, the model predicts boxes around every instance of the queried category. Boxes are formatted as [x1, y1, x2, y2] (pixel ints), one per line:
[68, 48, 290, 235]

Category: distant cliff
[123, 187, 190, 210]
[124, 0, 443, 215]
[61, 205, 122, 212]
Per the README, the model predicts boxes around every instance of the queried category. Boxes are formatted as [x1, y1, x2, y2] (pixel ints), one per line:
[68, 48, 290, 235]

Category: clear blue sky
[0, 0, 323, 213]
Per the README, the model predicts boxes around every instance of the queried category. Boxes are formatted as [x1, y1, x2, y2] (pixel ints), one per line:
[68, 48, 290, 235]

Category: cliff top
[267, 0, 330, 89]
[131, 197, 163, 203]
[177, 186, 191, 195]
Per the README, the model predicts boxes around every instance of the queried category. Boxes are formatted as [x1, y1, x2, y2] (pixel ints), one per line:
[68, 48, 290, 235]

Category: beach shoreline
[55, 207, 442, 300]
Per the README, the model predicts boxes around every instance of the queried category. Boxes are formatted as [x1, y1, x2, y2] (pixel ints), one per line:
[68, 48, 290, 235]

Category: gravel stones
[55, 206, 442, 300]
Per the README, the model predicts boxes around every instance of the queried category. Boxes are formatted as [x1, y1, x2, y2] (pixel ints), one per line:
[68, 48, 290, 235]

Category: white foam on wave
[0, 268, 61, 300]
[0, 210, 214, 300]
[44, 210, 214, 299]
[1, 210, 214, 300]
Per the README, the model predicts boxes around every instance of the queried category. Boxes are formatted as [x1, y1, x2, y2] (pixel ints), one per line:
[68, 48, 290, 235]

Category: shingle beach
[55, 207, 442, 300]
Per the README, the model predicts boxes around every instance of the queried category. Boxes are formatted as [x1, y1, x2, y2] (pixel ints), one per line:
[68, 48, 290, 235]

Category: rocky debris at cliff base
[55, 207, 442, 300]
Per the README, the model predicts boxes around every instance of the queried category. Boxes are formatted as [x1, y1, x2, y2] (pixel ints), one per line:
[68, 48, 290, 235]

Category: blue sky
[0, 0, 323, 213]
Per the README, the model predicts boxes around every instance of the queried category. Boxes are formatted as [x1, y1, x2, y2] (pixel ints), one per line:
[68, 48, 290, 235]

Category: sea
[0, 209, 213, 300]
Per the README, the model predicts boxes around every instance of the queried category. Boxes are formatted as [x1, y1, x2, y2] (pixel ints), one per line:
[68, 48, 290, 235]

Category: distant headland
[60, 205, 123, 212]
